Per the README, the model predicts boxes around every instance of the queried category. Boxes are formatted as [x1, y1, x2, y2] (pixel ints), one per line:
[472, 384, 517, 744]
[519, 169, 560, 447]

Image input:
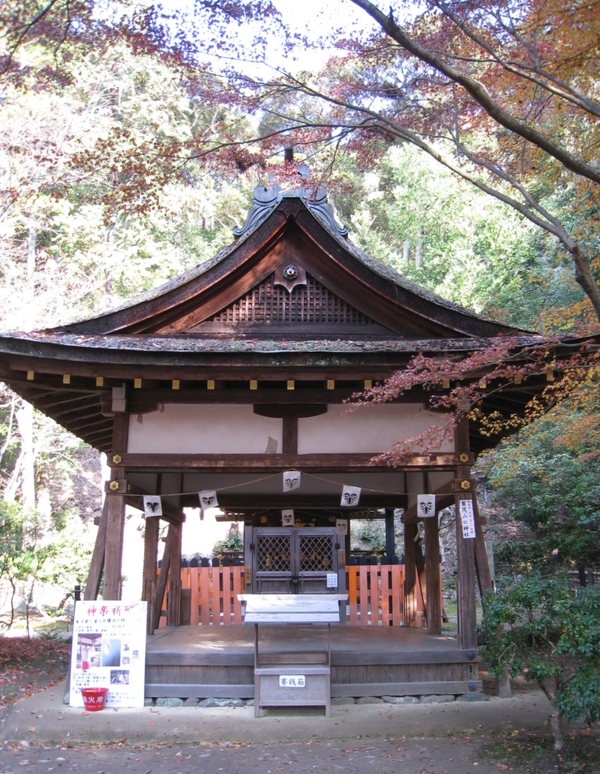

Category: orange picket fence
[159, 564, 406, 627]
[347, 564, 405, 626]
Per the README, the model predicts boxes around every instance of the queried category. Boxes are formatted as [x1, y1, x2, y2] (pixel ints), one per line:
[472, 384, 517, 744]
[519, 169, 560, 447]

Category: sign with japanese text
[459, 499, 477, 539]
[69, 600, 147, 708]
[279, 675, 306, 688]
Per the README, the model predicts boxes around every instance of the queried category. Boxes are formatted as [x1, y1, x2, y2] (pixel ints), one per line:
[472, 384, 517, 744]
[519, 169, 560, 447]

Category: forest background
[0, 0, 598, 683]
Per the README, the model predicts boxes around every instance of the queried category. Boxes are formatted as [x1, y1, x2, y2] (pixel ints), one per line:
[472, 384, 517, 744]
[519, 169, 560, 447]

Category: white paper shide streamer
[281, 509, 295, 526]
[417, 494, 436, 518]
[340, 485, 361, 507]
[283, 470, 302, 491]
[198, 490, 219, 513]
[143, 495, 162, 518]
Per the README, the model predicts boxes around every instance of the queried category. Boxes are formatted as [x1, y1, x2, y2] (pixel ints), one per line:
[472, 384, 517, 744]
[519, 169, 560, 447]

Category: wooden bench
[239, 594, 347, 717]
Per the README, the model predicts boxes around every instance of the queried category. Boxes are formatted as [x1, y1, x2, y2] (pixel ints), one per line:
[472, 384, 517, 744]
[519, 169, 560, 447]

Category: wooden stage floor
[147, 623, 462, 659]
[145, 625, 481, 700]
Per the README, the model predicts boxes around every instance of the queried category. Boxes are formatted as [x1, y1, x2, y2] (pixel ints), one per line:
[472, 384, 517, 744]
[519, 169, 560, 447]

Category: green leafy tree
[480, 575, 600, 751]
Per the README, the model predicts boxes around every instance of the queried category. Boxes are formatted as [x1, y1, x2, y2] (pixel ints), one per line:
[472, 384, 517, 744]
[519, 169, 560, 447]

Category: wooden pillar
[167, 521, 182, 627]
[84, 499, 108, 600]
[403, 522, 418, 627]
[384, 508, 396, 559]
[473, 497, 494, 597]
[152, 527, 172, 632]
[455, 411, 477, 650]
[142, 516, 160, 633]
[424, 515, 442, 635]
[103, 412, 129, 600]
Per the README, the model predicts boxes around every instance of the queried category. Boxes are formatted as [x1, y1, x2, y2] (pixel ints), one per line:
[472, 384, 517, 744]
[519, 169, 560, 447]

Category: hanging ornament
[341, 485, 361, 507]
[283, 470, 301, 491]
[198, 490, 218, 513]
[336, 518, 348, 535]
[143, 496, 162, 518]
[417, 494, 436, 518]
[281, 509, 294, 527]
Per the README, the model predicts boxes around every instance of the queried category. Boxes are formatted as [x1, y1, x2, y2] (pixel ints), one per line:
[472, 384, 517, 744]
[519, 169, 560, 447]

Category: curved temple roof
[0, 183, 544, 454]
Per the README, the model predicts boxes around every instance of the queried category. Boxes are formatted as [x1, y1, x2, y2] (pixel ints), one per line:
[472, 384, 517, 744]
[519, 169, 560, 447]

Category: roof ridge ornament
[233, 167, 349, 238]
[233, 185, 281, 237]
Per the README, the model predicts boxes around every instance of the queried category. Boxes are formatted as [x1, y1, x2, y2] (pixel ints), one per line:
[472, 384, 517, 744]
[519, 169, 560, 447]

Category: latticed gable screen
[207, 273, 375, 326]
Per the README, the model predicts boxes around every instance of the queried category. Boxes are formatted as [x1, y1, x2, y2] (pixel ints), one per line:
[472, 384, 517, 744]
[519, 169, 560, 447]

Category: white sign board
[69, 600, 147, 708]
[327, 572, 338, 589]
[279, 675, 306, 688]
[459, 499, 477, 539]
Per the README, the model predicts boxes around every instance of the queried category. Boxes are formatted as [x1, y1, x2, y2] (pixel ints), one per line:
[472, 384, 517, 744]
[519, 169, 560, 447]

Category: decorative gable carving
[187, 272, 391, 335]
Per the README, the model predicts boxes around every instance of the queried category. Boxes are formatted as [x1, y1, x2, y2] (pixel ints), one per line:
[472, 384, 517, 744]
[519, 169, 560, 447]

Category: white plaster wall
[297, 404, 455, 454]
[127, 405, 282, 454]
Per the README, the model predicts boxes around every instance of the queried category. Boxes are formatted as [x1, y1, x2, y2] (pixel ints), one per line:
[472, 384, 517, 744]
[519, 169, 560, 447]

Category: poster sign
[327, 573, 338, 589]
[459, 499, 477, 539]
[69, 601, 147, 708]
[417, 494, 436, 518]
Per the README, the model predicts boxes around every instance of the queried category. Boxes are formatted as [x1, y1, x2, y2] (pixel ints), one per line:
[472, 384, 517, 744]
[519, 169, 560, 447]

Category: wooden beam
[167, 521, 182, 627]
[103, 412, 129, 600]
[120, 452, 458, 472]
[425, 516, 442, 635]
[473, 496, 494, 597]
[282, 416, 298, 454]
[454, 411, 478, 650]
[83, 498, 108, 600]
[142, 516, 159, 633]
[403, 522, 418, 627]
[152, 526, 174, 631]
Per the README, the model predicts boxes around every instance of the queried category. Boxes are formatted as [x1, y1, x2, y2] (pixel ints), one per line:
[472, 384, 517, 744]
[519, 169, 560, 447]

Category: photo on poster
[76, 633, 102, 670]
[110, 669, 130, 685]
[102, 639, 122, 667]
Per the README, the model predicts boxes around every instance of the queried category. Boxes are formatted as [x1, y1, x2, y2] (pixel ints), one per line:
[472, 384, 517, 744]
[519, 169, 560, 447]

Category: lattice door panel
[255, 534, 292, 573]
[299, 534, 334, 572]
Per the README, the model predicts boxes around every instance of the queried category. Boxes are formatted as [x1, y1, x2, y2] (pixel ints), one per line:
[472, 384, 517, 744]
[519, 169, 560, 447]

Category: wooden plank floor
[147, 624, 470, 663]
[145, 626, 482, 699]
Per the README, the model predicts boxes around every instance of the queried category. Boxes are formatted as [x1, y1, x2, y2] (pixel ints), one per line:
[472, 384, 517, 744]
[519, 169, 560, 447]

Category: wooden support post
[473, 496, 494, 597]
[385, 508, 396, 559]
[167, 521, 182, 627]
[404, 522, 418, 627]
[415, 535, 427, 626]
[103, 413, 129, 600]
[142, 516, 160, 634]
[455, 409, 477, 649]
[103, 493, 126, 599]
[455, 493, 477, 649]
[84, 499, 108, 600]
[152, 528, 173, 632]
[424, 516, 442, 635]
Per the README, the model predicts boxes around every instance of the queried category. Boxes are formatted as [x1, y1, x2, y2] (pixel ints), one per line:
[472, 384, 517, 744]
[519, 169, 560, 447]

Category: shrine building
[0, 177, 549, 701]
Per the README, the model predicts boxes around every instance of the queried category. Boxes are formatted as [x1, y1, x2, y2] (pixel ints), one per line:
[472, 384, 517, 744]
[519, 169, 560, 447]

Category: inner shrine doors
[251, 527, 339, 594]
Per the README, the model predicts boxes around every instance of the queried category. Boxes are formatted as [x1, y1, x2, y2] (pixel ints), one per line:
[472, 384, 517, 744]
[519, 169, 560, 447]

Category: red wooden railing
[159, 564, 406, 627]
[347, 564, 405, 626]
